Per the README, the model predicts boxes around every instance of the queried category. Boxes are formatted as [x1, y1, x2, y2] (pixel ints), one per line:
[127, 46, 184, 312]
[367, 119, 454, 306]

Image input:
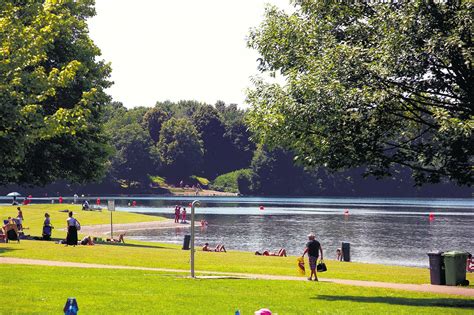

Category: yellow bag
[297, 257, 305, 276]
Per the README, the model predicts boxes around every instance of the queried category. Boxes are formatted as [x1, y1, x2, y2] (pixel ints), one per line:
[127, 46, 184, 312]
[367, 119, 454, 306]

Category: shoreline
[79, 219, 200, 236]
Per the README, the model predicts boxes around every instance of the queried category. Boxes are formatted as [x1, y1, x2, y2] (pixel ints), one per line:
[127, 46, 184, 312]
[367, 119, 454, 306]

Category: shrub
[210, 169, 252, 193]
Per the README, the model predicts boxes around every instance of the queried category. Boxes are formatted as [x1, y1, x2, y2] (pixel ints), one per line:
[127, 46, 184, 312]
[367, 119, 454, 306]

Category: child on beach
[181, 208, 187, 223]
[174, 205, 180, 223]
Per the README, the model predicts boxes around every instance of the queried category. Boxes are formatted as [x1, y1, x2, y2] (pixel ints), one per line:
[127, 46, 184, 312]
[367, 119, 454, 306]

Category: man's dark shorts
[309, 255, 318, 270]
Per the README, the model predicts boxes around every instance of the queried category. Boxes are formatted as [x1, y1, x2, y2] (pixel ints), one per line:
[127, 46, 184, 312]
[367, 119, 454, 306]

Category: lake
[105, 196, 473, 267]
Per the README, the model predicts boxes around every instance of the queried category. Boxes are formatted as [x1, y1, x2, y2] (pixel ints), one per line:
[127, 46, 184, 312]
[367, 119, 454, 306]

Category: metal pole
[190, 200, 200, 278]
[110, 211, 113, 239]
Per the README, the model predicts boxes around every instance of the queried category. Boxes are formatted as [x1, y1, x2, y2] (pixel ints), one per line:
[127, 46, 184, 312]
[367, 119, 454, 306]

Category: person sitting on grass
[255, 248, 287, 257]
[106, 233, 125, 243]
[2, 217, 20, 243]
[80, 235, 95, 246]
[336, 248, 342, 261]
[202, 243, 226, 252]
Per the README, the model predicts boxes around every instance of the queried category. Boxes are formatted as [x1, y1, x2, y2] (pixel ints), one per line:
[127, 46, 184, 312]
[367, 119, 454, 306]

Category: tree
[142, 107, 170, 142]
[153, 118, 204, 181]
[104, 106, 155, 187]
[0, 0, 112, 186]
[249, 145, 322, 195]
[247, 1, 473, 186]
[108, 123, 155, 188]
[191, 105, 228, 178]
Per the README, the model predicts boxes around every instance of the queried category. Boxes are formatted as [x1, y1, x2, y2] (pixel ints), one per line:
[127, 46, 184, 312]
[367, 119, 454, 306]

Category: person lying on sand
[202, 243, 226, 252]
[255, 248, 287, 257]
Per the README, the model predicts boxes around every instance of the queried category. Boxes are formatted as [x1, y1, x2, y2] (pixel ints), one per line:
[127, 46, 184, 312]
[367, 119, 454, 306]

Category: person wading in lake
[302, 233, 323, 281]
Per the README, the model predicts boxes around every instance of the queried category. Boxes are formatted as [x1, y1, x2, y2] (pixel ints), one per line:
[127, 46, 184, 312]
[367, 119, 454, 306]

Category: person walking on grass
[302, 233, 323, 281]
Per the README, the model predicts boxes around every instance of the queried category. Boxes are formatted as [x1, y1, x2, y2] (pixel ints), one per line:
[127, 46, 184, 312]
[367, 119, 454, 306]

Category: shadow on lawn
[99, 242, 171, 250]
[313, 295, 474, 309]
[0, 247, 22, 255]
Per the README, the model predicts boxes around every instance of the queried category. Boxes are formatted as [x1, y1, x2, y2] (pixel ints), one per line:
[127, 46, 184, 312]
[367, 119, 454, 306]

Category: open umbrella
[6, 192, 21, 204]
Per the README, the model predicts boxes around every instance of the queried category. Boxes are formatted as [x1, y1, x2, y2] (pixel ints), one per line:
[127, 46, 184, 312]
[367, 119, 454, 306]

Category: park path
[1, 257, 473, 297]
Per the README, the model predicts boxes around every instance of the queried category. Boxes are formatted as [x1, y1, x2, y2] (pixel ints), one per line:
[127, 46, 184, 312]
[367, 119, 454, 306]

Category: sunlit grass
[1, 264, 472, 314]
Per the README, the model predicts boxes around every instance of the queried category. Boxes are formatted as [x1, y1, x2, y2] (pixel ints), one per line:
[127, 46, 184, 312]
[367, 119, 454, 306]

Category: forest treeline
[5, 100, 467, 198]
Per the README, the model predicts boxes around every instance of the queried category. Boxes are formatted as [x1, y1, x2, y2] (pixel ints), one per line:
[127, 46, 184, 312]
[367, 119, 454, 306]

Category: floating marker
[259, 205, 264, 210]
[429, 212, 435, 221]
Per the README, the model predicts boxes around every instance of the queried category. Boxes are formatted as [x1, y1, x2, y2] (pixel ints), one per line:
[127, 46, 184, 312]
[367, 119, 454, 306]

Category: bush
[210, 169, 252, 193]
[190, 176, 210, 187]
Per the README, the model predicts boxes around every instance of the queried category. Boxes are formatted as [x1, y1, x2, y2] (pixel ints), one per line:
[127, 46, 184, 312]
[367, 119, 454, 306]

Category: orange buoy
[259, 205, 264, 210]
[429, 213, 434, 221]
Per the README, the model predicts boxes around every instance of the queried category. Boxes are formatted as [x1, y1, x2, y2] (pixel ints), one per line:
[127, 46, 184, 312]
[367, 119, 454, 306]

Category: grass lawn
[1, 264, 473, 314]
[2, 240, 473, 286]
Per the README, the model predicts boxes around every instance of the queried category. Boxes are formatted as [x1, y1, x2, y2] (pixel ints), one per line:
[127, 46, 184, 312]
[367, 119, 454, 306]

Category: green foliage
[211, 169, 252, 193]
[249, 145, 323, 196]
[142, 106, 170, 142]
[0, 0, 112, 186]
[191, 175, 210, 186]
[153, 117, 204, 181]
[104, 105, 156, 187]
[149, 175, 166, 186]
[191, 105, 228, 178]
[247, 1, 473, 186]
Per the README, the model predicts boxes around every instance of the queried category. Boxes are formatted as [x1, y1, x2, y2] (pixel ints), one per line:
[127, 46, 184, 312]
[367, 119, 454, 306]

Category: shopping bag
[297, 257, 305, 276]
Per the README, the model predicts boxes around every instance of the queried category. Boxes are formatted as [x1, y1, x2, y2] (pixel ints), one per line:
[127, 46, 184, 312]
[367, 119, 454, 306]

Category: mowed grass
[1, 204, 164, 238]
[1, 204, 473, 286]
[2, 240, 474, 286]
[1, 264, 473, 315]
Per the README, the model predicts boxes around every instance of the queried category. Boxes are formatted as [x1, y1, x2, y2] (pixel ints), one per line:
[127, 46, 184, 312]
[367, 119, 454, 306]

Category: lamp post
[190, 200, 200, 278]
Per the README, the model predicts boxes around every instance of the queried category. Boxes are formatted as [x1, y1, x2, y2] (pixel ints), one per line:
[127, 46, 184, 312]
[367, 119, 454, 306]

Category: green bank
[1, 204, 473, 285]
[1, 265, 473, 315]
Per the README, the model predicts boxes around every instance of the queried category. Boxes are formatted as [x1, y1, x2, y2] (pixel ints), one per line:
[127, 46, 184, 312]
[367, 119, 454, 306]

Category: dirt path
[1, 257, 472, 297]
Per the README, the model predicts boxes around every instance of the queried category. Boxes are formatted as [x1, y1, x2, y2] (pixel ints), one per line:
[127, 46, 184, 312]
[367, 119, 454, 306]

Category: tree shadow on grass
[313, 295, 474, 309]
[0, 247, 22, 255]
[98, 242, 172, 250]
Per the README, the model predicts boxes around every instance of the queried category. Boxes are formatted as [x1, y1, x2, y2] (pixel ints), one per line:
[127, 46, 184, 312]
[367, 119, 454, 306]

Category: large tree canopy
[247, 0, 473, 186]
[0, 0, 112, 186]
[153, 118, 204, 181]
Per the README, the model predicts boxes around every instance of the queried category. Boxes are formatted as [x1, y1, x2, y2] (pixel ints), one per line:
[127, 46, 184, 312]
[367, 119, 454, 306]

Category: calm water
[2, 196, 472, 267]
[109, 196, 473, 267]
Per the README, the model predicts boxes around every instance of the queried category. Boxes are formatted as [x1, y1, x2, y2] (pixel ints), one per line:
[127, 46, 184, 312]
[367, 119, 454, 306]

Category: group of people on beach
[64, 211, 125, 246]
[174, 205, 187, 223]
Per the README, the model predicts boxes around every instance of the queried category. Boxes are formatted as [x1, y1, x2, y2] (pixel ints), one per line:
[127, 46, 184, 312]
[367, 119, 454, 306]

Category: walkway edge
[1, 257, 472, 297]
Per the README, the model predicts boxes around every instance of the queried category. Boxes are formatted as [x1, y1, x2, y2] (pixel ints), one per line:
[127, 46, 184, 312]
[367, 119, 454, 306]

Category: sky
[87, 0, 292, 108]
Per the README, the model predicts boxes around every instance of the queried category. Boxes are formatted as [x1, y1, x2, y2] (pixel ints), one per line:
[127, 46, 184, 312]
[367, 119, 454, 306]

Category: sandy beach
[79, 219, 199, 236]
